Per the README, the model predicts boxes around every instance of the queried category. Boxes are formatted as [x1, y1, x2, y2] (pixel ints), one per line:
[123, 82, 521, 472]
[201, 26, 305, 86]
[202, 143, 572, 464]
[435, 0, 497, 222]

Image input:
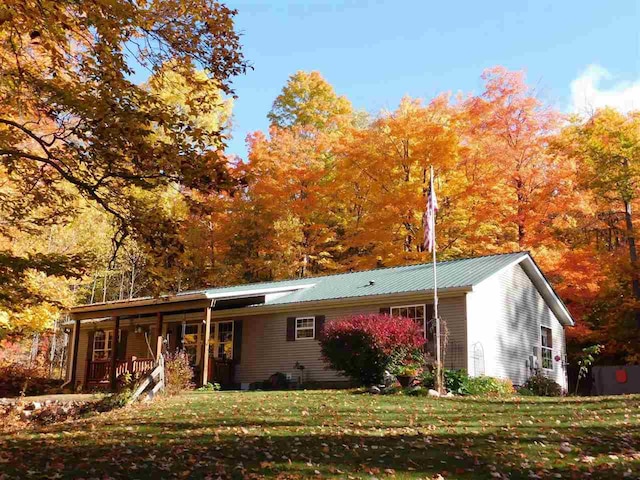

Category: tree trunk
[102, 270, 108, 302]
[624, 199, 640, 328]
[129, 263, 136, 299]
[118, 270, 125, 300]
[90, 275, 98, 304]
[515, 176, 527, 247]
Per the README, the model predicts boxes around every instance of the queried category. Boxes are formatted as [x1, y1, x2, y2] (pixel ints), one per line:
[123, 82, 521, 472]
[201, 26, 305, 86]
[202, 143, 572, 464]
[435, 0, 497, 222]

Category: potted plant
[393, 363, 421, 387]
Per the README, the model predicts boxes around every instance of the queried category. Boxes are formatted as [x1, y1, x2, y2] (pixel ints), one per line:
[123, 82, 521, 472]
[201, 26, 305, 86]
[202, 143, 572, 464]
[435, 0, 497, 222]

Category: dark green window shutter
[176, 324, 184, 350]
[426, 304, 435, 342]
[426, 304, 435, 321]
[87, 331, 95, 361]
[379, 307, 390, 315]
[286, 317, 296, 341]
[117, 329, 128, 360]
[233, 320, 243, 363]
[315, 315, 326, 340]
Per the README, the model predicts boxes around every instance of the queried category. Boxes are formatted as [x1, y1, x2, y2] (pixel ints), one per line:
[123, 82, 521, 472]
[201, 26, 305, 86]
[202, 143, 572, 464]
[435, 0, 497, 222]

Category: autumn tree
[217, 71, 355, 282]
[335, 96, 460, 268]
[552, 109, 640, 360]
[228, 127, 341, 281]
[268, 71, 352, 130]
[571, 109, 639, 319]
[461, 67, 567, 251]
[0, 0, 247, 335]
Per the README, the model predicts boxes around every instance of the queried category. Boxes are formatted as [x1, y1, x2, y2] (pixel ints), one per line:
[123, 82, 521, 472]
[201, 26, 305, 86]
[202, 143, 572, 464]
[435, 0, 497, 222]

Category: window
[92, 330, 113, 361]
[295, 317, 315, 340]
[210, 321, 234, 360]
[390, 304, 427, 338]
[182, 323, 201, 366]
[541, 326, 553, 370]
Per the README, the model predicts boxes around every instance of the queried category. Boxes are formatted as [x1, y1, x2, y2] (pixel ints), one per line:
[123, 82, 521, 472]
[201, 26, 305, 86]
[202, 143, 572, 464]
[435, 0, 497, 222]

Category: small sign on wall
[615, 368, 628, 384]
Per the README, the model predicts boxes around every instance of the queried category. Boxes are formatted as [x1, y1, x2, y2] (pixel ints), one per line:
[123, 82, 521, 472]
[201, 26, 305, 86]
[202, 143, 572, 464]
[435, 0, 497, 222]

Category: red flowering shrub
[320, 314, 426, 385]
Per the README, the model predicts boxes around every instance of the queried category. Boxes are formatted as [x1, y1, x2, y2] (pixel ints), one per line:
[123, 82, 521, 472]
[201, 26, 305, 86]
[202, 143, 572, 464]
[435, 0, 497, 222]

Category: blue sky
[220, 1, 640, 158]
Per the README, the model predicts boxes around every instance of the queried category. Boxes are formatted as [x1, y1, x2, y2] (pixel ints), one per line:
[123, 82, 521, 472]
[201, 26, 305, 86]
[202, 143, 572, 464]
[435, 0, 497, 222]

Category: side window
[541, 326, 553, 370]
[92, 330, 113, 361]
[295, 317, 315, 340]
[210, 321, 234, 360]
[390, 304, 426, 338]
[182, 323, 200, 366]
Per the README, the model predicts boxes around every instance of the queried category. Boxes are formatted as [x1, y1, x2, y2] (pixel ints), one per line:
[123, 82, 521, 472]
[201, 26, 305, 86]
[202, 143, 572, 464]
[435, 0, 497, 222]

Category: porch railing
[87, 357, 155, 384]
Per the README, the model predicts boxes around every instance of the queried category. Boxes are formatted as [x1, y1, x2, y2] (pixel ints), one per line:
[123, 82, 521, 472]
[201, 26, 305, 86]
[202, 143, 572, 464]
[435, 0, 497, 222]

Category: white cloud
[569, 64, 640, 114]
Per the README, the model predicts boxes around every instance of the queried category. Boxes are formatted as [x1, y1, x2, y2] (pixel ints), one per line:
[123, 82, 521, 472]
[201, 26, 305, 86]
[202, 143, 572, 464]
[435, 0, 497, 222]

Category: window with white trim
[182, 323, 201, 366]
[209, 321, 234, 360]
[295, 317, 315, 340]
[541, 326, 553, 370]
[92, 330, 113, 361]
[390, 304, 426, 338]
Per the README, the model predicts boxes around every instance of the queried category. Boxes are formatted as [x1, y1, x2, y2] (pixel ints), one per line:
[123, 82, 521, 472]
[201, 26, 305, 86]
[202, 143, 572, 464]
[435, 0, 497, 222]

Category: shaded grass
[0, 390, 638, 479]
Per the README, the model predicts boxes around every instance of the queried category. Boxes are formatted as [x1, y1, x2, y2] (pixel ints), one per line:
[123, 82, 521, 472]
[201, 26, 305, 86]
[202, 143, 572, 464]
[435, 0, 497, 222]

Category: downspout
[61, 319, 79, 389]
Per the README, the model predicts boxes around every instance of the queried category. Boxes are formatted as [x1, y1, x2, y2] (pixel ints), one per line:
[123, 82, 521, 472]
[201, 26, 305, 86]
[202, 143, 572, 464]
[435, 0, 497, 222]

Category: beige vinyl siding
[437, 296, 467, 370]
[71, 295, 469, 387]
[466, 263, 568, 390]
[234, 296, 467, 385]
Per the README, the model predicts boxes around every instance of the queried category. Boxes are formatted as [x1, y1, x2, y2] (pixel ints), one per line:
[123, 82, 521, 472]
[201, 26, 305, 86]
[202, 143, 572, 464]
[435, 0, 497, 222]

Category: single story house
[65, 252, 573, 391]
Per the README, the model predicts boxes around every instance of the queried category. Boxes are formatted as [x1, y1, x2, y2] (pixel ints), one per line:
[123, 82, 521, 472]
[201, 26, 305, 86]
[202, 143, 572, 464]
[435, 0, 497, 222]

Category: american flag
[423, 171, 438, 252]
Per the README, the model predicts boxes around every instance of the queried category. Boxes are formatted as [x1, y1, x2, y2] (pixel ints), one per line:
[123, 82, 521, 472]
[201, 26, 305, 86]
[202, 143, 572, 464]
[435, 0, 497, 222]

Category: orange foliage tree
[166, 68, 640, 363]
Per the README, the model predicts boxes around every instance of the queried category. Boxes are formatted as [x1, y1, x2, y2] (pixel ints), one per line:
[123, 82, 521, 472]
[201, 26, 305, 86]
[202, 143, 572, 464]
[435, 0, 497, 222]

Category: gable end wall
[466, 263, 567, 390]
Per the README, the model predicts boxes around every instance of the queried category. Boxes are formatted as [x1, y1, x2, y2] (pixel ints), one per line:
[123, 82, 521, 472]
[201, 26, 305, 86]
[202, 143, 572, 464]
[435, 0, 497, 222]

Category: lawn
[1, 390, 639, 479]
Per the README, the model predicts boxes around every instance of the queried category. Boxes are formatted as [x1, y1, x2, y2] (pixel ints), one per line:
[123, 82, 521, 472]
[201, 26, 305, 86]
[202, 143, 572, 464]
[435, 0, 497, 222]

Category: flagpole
[430, 165, 442, 393]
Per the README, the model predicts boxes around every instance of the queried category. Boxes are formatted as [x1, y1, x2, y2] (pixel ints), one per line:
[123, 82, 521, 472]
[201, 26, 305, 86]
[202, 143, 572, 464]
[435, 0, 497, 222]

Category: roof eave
[209, 286, 473, 318]
[518, 255, 575, 327]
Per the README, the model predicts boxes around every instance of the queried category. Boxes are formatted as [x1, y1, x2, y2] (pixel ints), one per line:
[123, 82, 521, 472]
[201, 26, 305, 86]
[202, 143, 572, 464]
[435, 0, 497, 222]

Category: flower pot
[397, 375, 415, 388]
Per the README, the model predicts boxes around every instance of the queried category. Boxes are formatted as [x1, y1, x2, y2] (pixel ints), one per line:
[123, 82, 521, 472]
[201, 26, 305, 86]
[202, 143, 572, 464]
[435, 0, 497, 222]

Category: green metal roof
[70, 251, 573, 326]
[187, 252, 528, 306]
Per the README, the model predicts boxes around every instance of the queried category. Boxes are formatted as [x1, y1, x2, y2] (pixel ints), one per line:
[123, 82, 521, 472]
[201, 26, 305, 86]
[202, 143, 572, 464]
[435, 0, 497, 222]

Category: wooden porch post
[155, 312, 163, 360]
[109, 316, 120, 392]
[69, 318, 81, 389]
[202, 307, 211, 386]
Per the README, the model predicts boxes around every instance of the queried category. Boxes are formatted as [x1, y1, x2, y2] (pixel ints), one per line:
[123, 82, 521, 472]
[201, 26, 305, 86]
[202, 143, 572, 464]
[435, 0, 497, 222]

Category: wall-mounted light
[134, 325, 145, 334]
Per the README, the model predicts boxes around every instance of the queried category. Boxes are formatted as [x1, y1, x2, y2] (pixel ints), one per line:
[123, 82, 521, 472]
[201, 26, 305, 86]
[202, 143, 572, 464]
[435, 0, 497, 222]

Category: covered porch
[86, 357, 156, 386]
[68, 294, 247, 392]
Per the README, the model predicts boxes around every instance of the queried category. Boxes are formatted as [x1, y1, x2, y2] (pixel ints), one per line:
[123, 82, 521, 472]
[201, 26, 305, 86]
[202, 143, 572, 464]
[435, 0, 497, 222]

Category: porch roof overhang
[69, 284, 316, 321]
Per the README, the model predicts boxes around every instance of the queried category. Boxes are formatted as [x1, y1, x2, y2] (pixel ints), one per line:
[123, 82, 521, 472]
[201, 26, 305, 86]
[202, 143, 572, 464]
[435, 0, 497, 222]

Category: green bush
[523, 373, 562, 396]
[464, 376, 514, 396]
[517, 386, 536, 396]
[95, 388, 133, 411]
[419, 369, 435, 389]
[419, 369, 469, 395]
[197, 382, 221, 391]
[419, 370, 514, 396]
[444, 369, 469, 395]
